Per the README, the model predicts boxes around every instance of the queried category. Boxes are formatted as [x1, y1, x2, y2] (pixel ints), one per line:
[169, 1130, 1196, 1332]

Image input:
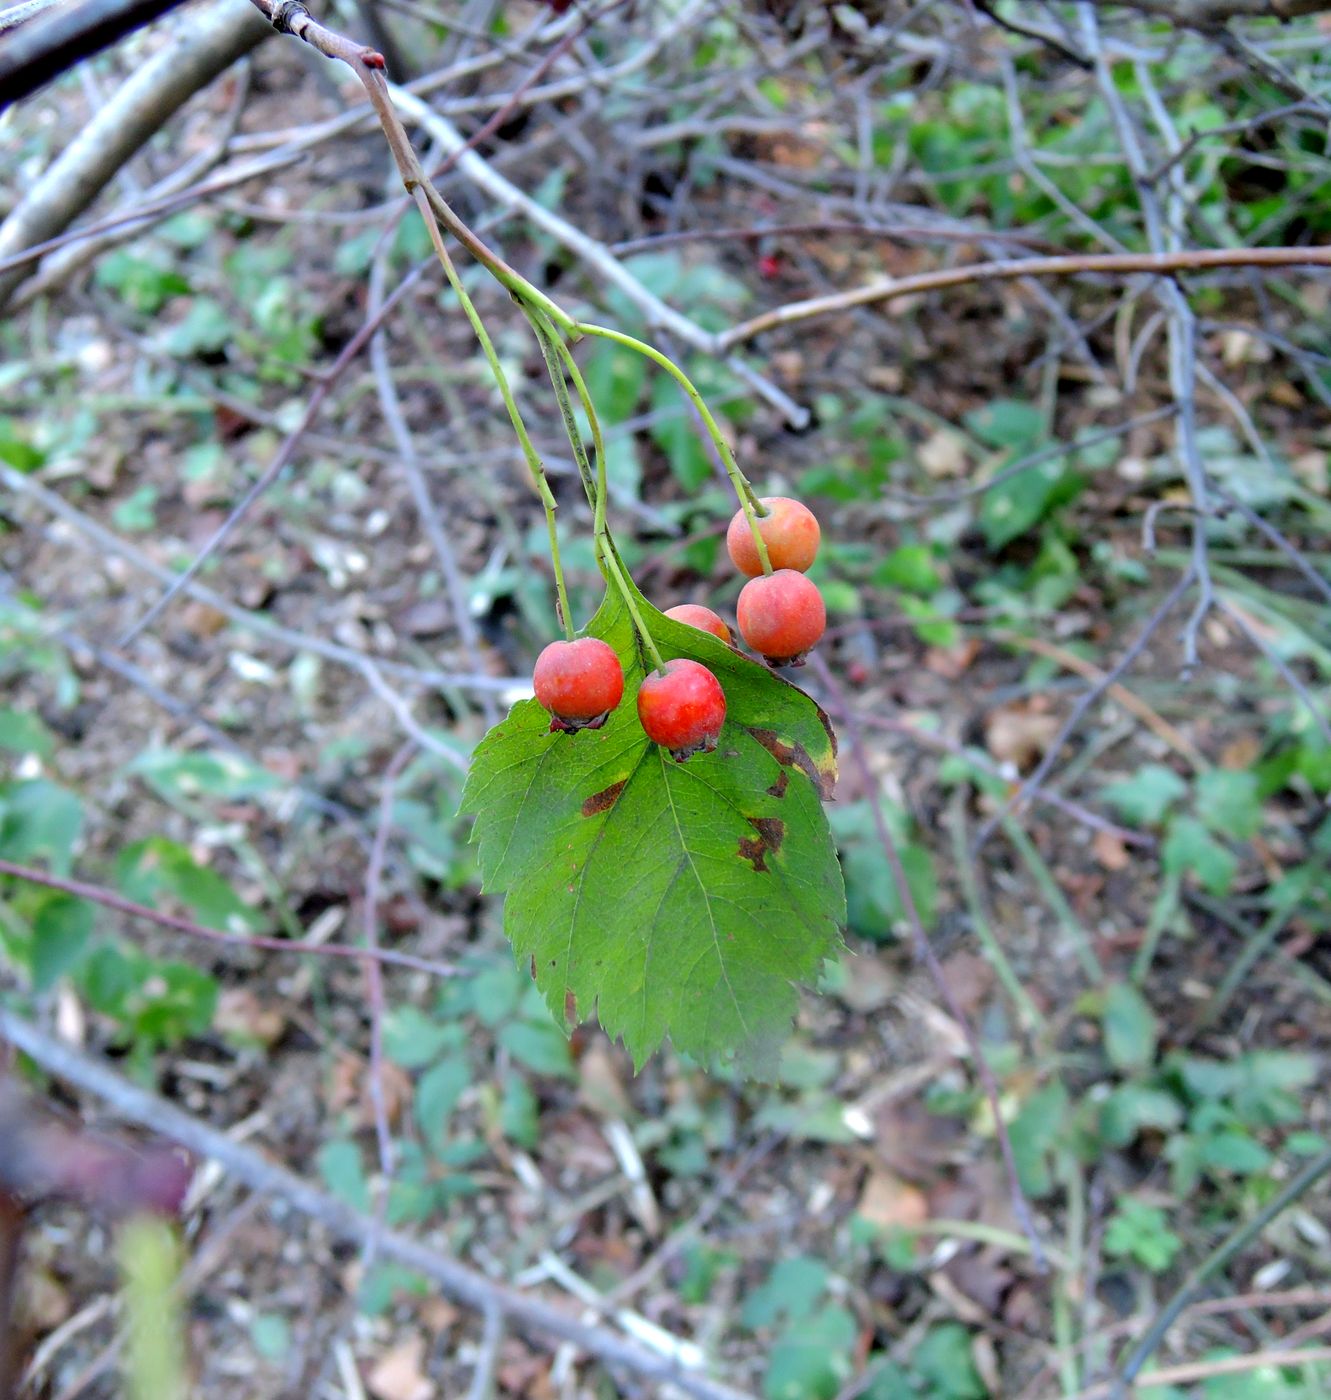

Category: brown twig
[0, 1009, 757, 1400]
[0, 857, 460, 980]
[716, 246, 1331, 351]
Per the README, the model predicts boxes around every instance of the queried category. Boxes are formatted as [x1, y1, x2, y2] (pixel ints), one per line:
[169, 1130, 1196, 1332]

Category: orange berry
[736, 569, 826, 666]
[533, 638, 624, 732]
[726, 496, 820, 577]
[664, 603, 732, 645]
[637, 659, 726, 761]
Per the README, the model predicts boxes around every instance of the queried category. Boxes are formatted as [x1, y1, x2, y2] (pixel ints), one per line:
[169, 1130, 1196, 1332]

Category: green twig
[120, 1216, 187, 1400]
[411, 188, 573, 639]
[1003, 817, 1104, 981]
[527, 312, 665, 672]
[1131, 869, 1180, 985]
[575, 321, 774, 573]
[949, 794, 1047, 1033]
[1111, 1144, 1331, 1396]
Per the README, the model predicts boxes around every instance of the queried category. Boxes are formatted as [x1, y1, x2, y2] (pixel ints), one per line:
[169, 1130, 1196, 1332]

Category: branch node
[269, 0, 308, 35]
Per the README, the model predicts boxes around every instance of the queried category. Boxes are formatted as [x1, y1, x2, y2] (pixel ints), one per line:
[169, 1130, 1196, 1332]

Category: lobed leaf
[460, 579, 845, 1073]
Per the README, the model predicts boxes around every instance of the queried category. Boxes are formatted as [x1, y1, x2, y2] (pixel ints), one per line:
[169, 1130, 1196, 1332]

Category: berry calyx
[637, 659, 726, 761]
[664, 603, 732, 645]
[736, 569, 826, 666]
[533, 638, 624, 732]
[726, 496, 821, 577]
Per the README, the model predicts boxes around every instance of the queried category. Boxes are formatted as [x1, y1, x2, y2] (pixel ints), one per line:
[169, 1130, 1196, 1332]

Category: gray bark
[0, 0, 271, 308]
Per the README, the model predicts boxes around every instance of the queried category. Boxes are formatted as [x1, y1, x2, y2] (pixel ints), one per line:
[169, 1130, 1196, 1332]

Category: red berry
[664, 603, 732, 645]
[737, 569, 826, 666]
[637, 659, 726, 761]
[533, 638, 624, 732]
[726, 496, 820, 578]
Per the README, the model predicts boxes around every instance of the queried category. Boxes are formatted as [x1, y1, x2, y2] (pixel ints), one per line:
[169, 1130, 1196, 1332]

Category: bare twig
[0, 1009, 758, 1400]
[116, 261, 428, 646]
[1109, 1144, 1331, 1395]
[971, 567, 1198, 855]
[0, 857, 461, 980]
[0, 460, 525, 695]
[1085, 0, 1331, 24]
[716, 246, 1331, 350]
[0, 0, 271, 304]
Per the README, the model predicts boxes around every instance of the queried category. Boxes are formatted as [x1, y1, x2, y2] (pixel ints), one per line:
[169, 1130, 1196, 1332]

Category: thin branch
[971, 567, 1198, 856]
[116, 260, 429, 647]
[0, 1009, 758, 1400]
[0, 460, 524, 695]
[1084, 0, 1331, 23]
[0, 857, 461, 980]
[716, 246, 1331, 350]
[1110, 1145, 1331, 1395]
[0, 0, 193, 108]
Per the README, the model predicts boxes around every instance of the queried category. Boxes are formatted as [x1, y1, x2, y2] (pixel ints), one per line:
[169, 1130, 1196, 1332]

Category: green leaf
[460, 582, 845, 1073]
[415, 1055, 470, 1155]
[650, 376, 714, 490]
[1104, 1200, 1181, 1272]
[318, 1140, 370, 1212]
[116, 838, 263, 933]
[30, 892, 93, 992]
[0, 778, 83, 875]
[830, 800, 936, 941]
[1103, 983, 1158, 1072]
[1163, 817, 1237, 895]
[1196, 769, 1262, 840]
[964, 399, 1045, 450]
[1009, 1081, 1069, 1198]
[498, 1018, 576, 1080]
[1102, 765, 1188, 827]
[911, 1322, 987, 1399]
[742, 1256, 829, 1330]
[763, 1305, 857, 1400]
[130, 749, 283, 802]
[874, 544, 942, 595]
[0, 707, 53, 758]
[1199, 1130, 1271, 1175]
[1098, 1084, 1184, 1148]
[382, 1006, 455, 1069]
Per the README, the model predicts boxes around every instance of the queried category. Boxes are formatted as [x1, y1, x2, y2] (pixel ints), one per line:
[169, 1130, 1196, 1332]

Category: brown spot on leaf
[581, 779, 626, 817]
[748, 727, 836, 800]
[738, 815, 785, 873]
[766, 770, 790, 799]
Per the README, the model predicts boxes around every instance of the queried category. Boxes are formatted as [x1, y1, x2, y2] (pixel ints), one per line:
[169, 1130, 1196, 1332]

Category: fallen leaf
[1092, 829, 1130, 872]
[215, 988, 286, 1048]
[984, 702, 1060, 773]
[367, 1336, 434, 1400]
[924, 637, 980, 680]
[918, 429, 967, 479]
[833, 950, 896, 1013]
[938, 951, 994, 1020]
[857, 1168, 929, 1231]
[1220, 734, 1261, 769]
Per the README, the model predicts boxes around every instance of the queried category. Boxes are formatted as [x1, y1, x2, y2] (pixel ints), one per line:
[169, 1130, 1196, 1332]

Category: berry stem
[411, 188, 573, 639]
[528, 312, 667, 674]
[574, 322, 774, 575]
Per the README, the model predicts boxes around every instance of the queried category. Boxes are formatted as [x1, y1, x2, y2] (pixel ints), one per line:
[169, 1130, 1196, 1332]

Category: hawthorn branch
[0, 1008, 758, 1400]
[716, 246, 1331, 350]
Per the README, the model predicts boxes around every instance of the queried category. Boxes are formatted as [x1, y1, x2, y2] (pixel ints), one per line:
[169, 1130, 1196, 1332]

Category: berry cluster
[533, 495, 826, 762]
